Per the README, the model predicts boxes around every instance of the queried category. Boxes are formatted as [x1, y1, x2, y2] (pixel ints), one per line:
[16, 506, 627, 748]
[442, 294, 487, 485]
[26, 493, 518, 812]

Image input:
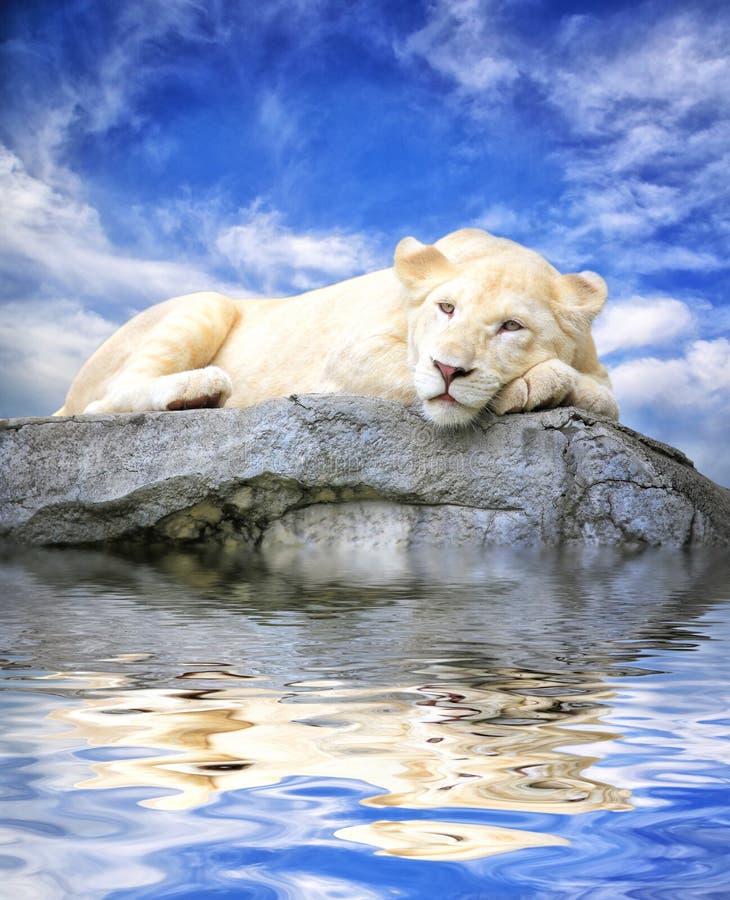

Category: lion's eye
[499, 320, 523, 332]
[439, 302, 455, 315]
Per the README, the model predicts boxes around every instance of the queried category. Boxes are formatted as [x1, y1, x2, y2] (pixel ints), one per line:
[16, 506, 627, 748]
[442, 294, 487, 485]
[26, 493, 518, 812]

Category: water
[1, 543, 729, 899]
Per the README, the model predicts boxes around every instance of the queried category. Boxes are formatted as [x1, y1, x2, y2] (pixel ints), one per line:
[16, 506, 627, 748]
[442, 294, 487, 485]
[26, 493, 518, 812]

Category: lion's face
[394, 231, 607, 427]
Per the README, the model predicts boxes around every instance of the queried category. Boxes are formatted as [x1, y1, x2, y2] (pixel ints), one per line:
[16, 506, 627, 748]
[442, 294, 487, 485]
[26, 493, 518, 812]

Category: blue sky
[1, 0, 729, 484]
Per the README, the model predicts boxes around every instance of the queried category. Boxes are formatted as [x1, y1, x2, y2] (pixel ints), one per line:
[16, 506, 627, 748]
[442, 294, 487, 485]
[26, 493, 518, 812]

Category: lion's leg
[84, 292, 239, 414]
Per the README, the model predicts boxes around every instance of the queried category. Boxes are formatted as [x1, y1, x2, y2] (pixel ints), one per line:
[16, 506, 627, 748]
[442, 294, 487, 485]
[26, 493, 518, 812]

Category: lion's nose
[433, 360, 472, 389]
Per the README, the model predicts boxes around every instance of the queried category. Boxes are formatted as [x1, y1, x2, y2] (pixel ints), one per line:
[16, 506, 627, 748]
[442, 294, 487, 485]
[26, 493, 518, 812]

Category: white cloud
[0, 145, 242, 305]
[401, 2, 730, 275]
[548, 12, 730, 140]
[6, 1, 229, 152]
[398, 0, 519, 96]
[621, 245, 725, 276]
[610, 339, 730, 411]
[549, 11, 730, 261]
[0, 300, 118, 416]
[568, 180, 687, 240]
[594, 297, 695, 356]
[608, 338, 730, 484]
[472, 205, 526, 236]
[217, 206, 385, 293]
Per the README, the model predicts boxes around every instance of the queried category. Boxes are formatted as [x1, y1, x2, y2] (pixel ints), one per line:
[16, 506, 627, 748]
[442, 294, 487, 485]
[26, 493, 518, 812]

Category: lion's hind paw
[151, 366, 232, 412]
[166, 392, 223, 411]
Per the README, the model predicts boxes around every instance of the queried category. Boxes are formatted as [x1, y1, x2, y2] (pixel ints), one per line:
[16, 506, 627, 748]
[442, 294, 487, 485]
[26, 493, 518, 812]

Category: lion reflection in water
[51, 666, 630, 860]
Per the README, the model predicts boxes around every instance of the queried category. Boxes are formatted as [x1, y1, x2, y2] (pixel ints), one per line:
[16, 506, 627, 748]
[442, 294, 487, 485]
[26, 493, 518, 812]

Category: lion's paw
[491, 377, 528, 415]
[494, 359, 576, 414]
[151, 366, 233, 412]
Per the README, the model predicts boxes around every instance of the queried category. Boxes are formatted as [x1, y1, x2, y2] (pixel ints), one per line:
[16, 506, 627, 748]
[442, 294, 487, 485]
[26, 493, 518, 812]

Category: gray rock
[1, 394, 728, 548]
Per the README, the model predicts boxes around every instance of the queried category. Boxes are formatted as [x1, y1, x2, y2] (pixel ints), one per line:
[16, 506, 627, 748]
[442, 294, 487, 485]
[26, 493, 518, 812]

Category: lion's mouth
[429, 392, 458, 404]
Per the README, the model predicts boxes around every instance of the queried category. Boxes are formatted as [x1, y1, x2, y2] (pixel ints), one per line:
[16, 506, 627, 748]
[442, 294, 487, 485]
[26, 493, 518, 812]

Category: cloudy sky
[1, 0, 729, 484]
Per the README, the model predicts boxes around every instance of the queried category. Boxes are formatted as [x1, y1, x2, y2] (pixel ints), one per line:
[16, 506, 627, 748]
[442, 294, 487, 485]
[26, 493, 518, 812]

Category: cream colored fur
[55, 228, 618, 424]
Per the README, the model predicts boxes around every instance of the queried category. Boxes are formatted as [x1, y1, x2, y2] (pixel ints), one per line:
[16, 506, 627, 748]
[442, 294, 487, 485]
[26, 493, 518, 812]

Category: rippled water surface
[1, 544, 729, 899]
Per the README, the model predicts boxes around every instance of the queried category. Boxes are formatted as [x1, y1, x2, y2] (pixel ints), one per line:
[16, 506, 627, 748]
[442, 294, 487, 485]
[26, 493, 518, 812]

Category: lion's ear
[558, 271, 608, 326]
[394, 237, 456, 293]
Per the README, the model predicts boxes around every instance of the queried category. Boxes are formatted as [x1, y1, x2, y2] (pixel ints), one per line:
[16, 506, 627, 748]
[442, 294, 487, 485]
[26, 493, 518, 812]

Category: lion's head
[394, 228, 608, 427]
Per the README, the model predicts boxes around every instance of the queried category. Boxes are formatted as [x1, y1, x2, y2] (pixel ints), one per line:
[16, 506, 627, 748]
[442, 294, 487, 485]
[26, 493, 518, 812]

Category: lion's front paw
[491, 377, 528, 415]
[151, 366, 233, 411]
[493, 359, 576, 414]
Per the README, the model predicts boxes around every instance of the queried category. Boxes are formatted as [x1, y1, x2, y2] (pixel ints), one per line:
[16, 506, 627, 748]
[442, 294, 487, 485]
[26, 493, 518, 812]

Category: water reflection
[1, 543, 728, 873]
[49, 662, 631, 857]
[3, 543, 726, 681]
[334, 820, 569, 861]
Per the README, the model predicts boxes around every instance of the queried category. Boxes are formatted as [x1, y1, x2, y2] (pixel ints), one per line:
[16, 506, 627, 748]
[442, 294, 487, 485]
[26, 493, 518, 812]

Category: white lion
[55, 228, 618, 424]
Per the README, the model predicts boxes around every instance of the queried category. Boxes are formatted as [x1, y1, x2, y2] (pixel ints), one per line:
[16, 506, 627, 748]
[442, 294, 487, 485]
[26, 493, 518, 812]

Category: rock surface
[1, 394, 728, 548]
